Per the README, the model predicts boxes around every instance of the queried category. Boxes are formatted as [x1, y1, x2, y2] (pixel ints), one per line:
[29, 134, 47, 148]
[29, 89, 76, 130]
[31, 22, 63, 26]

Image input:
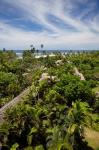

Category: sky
[0, 0, 99, 50]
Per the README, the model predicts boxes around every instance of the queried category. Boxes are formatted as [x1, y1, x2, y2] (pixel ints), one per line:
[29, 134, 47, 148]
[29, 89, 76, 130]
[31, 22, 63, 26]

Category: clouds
[0, 0, 99, 50]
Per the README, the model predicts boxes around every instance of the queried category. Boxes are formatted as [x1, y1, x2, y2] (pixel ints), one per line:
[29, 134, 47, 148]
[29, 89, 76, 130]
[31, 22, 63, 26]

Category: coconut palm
[30, 45, 33, 50]
[30, 45, 35, 53]
[67, 100, 92, 149]
[46, 126, 73, 150]
[41, 44, 44, 50]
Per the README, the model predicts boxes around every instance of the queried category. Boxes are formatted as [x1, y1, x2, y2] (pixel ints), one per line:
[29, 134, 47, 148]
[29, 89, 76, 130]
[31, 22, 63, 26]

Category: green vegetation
[0, 50, 41, 107]
[0, 50, 99, 150]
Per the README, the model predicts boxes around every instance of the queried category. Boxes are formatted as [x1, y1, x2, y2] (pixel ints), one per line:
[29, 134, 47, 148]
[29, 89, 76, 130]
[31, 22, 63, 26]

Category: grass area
[85, 127, 99, 150]
[92, 87, 99, 93]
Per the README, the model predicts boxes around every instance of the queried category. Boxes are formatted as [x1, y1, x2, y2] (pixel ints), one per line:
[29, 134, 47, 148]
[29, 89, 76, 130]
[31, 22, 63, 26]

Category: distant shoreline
[0, 49, 99, 54]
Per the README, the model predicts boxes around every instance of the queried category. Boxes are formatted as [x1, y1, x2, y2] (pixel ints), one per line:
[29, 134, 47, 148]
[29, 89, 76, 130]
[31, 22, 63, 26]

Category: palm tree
[41, 44, 44, 50]
[30, 45, 36, 54]
[67, 100, 92, 149]
[41, 44, 45, 55]
[30, 45, 33, 50]
[3, 48, 6, 51]
[46, 127, 73, 150]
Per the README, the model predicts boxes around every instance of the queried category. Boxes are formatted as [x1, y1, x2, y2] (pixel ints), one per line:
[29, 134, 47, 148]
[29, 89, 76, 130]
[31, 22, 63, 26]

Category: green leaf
[34, 145, 44, 150]
[10, 143, 19, 150]
[27, 135, 33, 145]
[24, 146, 33, 150]
[29, 127, 38, 135]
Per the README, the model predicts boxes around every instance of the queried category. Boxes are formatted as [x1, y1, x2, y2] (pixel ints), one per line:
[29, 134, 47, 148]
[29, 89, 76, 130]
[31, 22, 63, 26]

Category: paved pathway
[84, 127, 99, 149]
[74, 67, 85, 80]
[0, 67, 85, 124]
[0, 87, 30, 124]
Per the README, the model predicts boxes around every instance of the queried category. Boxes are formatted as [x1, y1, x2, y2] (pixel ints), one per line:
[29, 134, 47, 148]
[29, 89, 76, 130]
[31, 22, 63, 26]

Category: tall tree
[41, 44, 44, 50]
[67, 101, 92, 149]
[30, 45, 35, 53]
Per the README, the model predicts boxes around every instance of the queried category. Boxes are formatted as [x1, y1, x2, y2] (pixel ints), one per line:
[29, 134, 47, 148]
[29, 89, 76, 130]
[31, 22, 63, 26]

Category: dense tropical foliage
[0, 50, 99, 150]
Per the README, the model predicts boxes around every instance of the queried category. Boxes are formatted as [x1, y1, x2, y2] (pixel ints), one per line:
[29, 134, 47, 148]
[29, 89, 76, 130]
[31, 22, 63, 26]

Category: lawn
[92, 87, 99, 93]
[85, 127, 99, 150]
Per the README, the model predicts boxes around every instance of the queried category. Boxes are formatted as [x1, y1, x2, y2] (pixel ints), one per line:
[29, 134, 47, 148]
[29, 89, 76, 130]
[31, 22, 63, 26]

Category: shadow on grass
[73, 140, 94, 150]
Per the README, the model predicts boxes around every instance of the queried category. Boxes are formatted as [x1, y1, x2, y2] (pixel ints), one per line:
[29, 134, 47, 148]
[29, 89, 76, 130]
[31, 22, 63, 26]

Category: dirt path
[84, 127, 99, 149]
[0, 87, 30, 124]
[74, 67, 85, 80]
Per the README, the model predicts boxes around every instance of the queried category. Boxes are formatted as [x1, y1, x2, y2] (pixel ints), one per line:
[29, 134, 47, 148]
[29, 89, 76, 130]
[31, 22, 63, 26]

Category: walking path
[0, 87, 30, 124]
[84, 127, 99, 149]
[0, 67, 85, 124]
[74, 67, 85, 80]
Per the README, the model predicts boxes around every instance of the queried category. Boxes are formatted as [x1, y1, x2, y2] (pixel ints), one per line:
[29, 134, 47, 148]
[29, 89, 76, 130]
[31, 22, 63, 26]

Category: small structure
[49, 53, 55, 57]
[39, 73, 57, 82]
[55, 60, 63, 66]
[39, 73, 50, 81]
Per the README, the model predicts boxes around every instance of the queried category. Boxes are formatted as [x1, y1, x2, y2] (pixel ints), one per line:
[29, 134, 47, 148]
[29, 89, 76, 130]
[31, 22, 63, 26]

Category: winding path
[74, 67, 85, 80]
[0, 87, 30, 124]
[0, 67, 85, 124]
